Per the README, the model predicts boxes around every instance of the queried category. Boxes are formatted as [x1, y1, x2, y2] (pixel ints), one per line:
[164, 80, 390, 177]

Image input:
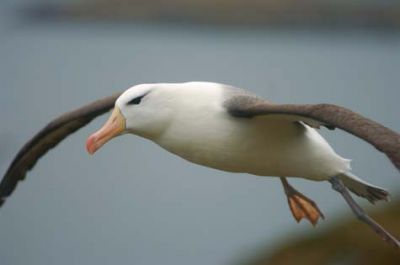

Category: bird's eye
[127, 95, 146, 105]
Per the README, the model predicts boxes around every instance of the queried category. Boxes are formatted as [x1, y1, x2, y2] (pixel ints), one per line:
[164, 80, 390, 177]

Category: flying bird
[1, 82, 399, 247]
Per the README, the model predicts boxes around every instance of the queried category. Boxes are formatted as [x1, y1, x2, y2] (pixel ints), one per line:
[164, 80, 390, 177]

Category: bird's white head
[86, 83, 173, 154]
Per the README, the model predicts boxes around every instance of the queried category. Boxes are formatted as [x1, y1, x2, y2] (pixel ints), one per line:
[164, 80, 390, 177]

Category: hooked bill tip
[86, 135, 97, 155]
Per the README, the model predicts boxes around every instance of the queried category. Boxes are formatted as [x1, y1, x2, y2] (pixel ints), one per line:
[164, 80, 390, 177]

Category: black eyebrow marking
[127, 92, 149, 105]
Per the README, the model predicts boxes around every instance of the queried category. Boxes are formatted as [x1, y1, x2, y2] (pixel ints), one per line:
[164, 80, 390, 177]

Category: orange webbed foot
[281, 177, 325, 226]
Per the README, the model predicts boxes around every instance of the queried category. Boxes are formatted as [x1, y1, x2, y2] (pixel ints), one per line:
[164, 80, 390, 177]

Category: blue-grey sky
[0, 1, 399, 265]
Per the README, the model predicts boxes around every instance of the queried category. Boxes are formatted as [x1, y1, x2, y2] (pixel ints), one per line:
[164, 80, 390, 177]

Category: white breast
[153, 83, 349, 180]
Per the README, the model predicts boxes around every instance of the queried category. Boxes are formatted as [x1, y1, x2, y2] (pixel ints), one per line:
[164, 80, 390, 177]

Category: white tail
[339, 172, 389, 203]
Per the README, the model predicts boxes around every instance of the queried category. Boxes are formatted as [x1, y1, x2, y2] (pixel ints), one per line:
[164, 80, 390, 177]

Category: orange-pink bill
[86, 107, 125, 154]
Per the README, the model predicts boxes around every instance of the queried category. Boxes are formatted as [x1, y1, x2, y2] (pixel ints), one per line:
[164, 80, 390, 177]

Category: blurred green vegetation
[241, 200, 400, 265]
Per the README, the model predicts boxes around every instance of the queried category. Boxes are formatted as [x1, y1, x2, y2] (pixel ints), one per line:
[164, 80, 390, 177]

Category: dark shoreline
[22, 1, 400, 30]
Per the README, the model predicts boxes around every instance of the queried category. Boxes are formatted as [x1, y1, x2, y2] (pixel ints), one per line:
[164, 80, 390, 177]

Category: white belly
[154, 110, 350, 181]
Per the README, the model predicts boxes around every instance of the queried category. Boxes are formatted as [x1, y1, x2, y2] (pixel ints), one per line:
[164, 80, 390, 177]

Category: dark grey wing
[0, 92, 122, 207]
[225, 95, 400, 171]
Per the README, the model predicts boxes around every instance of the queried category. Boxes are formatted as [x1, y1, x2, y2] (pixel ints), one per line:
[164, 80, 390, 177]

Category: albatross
[1, 82, 399, 247]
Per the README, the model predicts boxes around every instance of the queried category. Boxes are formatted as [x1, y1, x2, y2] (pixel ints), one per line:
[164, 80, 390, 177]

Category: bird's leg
[280, 177, 325, 226]
[329, 176, 400, 248]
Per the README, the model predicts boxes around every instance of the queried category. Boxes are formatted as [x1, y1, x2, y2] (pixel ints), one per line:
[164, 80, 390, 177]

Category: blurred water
[0, 3, 400, 265]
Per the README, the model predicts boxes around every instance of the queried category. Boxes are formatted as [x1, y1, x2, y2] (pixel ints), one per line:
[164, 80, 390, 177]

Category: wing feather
[225, 95, 400, 171]
[0, 92, 121, 207]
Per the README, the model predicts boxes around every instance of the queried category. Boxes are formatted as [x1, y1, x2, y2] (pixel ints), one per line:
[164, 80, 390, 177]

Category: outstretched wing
[225, 95, 400, 171]
[0, 92, 122, 207]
